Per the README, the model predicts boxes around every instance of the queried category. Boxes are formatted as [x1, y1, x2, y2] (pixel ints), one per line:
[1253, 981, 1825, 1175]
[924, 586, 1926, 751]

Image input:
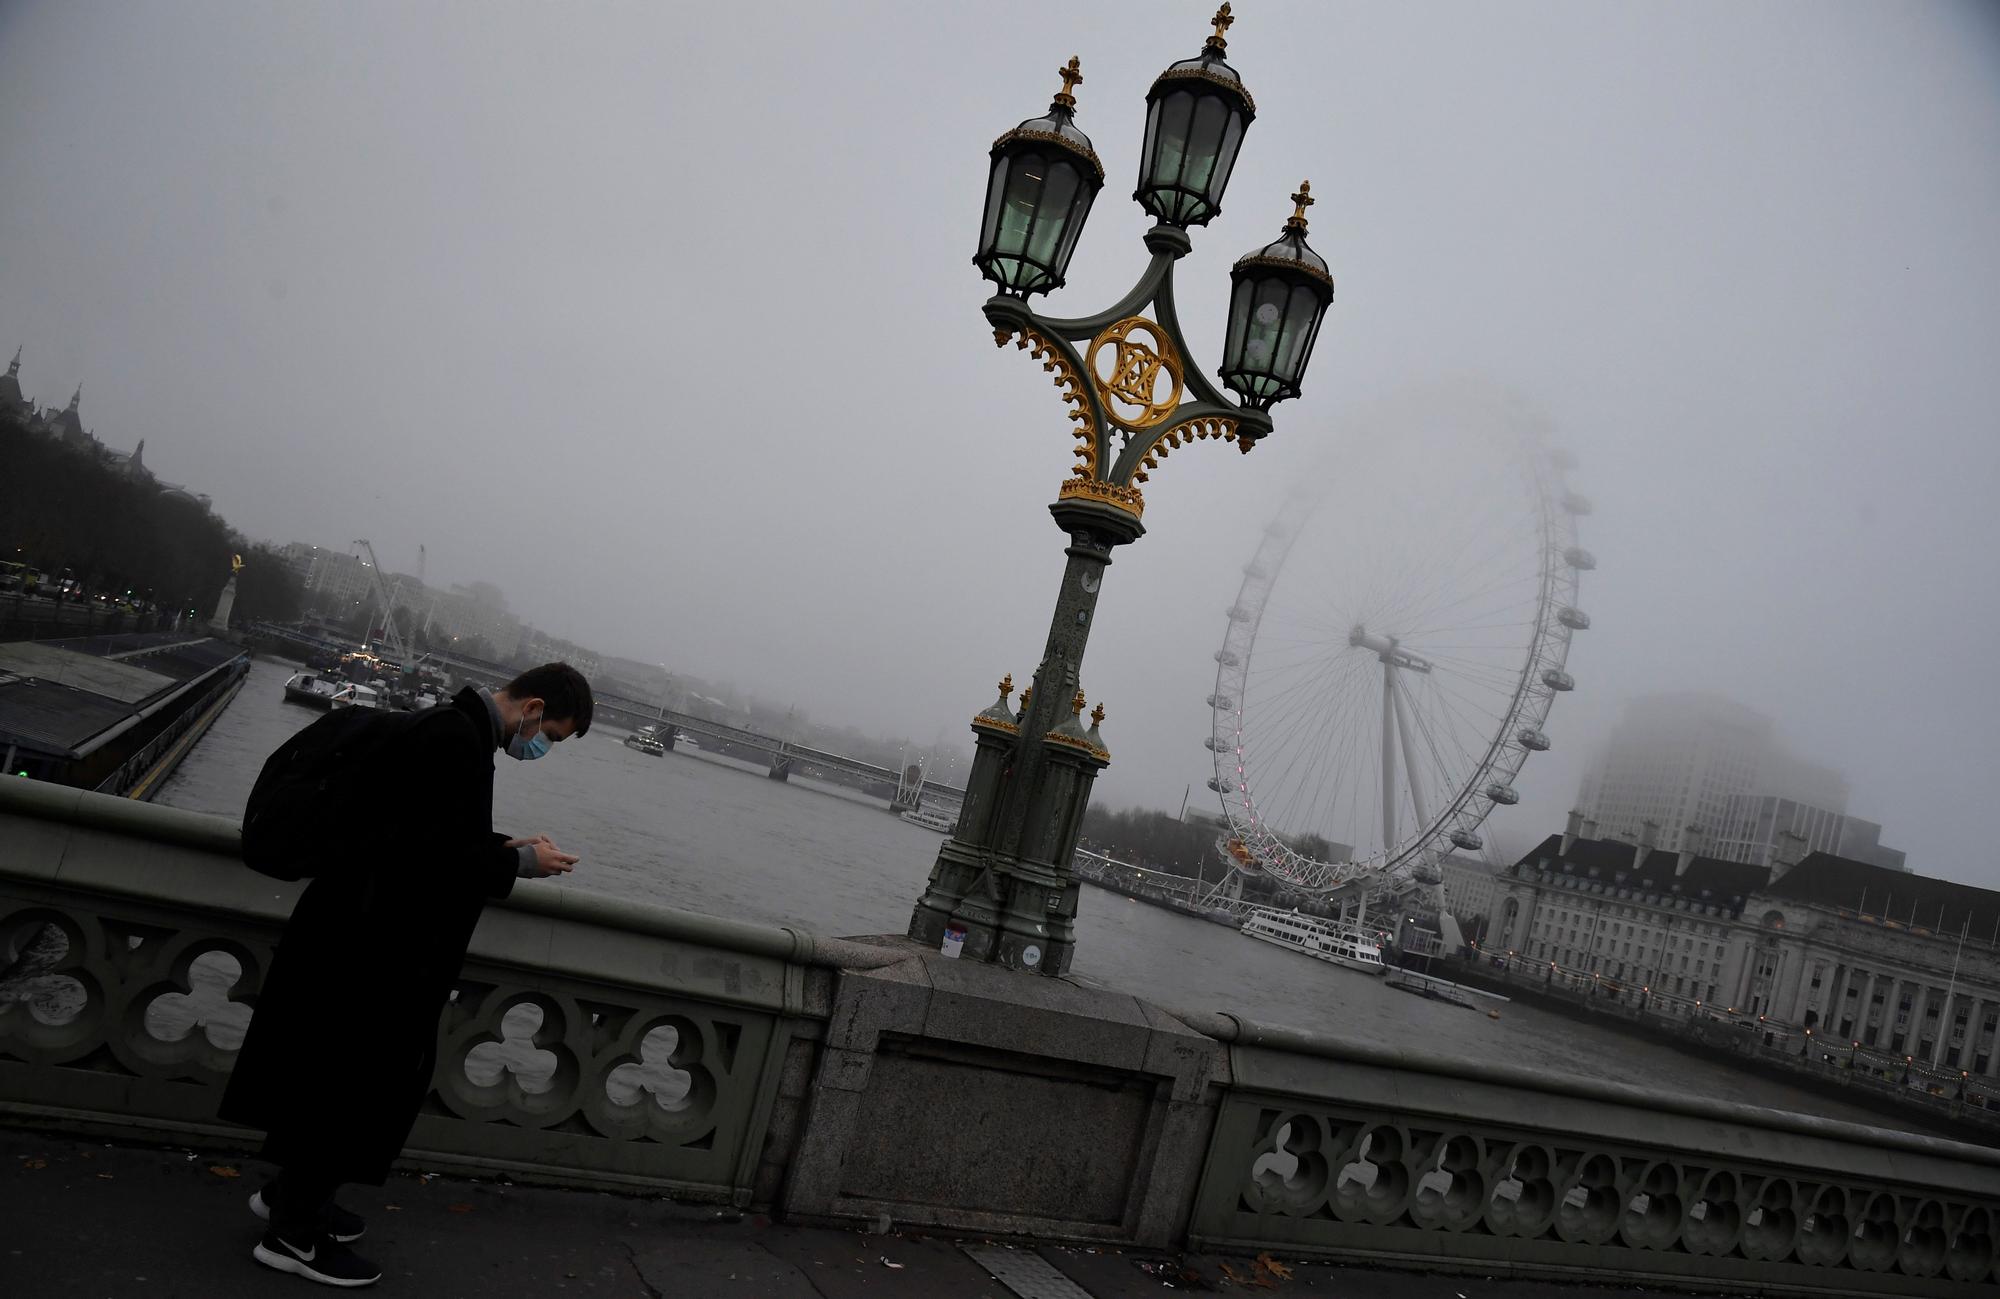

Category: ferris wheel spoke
[1386, 566, 1545, 641]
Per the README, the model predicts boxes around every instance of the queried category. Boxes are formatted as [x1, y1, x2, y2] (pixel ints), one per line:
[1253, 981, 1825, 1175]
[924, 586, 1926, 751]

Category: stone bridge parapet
[3, 779, 1997, 1294]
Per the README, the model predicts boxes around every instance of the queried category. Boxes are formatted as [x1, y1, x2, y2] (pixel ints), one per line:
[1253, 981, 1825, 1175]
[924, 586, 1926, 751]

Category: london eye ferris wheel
[1205, 385, 1594, 929]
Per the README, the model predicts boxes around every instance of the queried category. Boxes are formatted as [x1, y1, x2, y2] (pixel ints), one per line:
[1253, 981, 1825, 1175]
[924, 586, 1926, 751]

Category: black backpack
[242, 706, 438, 880]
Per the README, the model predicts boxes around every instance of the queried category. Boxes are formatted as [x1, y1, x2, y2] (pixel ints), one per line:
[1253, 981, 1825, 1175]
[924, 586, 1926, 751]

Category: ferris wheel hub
[1347, 624, 1433, 672]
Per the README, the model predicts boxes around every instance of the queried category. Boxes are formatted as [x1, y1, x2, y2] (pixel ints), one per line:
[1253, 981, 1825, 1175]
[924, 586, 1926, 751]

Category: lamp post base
[909, 852, 1080, 977]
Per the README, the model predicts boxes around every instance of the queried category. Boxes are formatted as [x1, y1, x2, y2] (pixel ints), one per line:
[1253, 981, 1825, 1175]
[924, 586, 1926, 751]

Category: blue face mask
[506, 712, 551, 761]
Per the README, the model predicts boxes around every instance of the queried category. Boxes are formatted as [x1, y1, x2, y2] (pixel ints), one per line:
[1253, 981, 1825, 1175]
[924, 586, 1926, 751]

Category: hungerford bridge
[242, 624, 965, 812]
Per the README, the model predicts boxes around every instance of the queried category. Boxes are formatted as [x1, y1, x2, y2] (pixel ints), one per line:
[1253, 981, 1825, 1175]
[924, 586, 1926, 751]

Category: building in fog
[1713, 794, 1908, 872]
[280, 543, 373, 617]
[1575, 693, 1849, 853]
[1486, 813, 2000, 1077]
[1441, 855, 1505, 942]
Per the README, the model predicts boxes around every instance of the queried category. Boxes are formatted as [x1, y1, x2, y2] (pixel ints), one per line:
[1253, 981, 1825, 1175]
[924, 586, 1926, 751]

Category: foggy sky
[4, 2, 1998, 883]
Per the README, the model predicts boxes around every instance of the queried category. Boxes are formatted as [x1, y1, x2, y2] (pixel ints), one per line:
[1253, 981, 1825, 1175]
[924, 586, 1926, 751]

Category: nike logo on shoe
[281, 1239, 318, 1263]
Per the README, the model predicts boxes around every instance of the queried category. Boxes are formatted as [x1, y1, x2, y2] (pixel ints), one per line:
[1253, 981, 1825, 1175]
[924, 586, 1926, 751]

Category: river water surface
[149, 656, 1926, 1132]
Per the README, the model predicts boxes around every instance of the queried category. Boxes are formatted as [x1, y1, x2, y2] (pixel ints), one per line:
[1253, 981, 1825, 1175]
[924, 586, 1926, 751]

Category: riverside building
[1488, 812, 2000, 1080]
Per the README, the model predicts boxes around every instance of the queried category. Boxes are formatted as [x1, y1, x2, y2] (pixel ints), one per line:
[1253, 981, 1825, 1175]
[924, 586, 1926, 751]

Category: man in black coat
[220, 662, 592, 1287]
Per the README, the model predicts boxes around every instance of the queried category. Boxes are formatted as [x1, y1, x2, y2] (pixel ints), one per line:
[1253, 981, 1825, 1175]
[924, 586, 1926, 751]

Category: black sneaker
[251, 1188, 366, 1242]
[253, 1230, 381, 1287]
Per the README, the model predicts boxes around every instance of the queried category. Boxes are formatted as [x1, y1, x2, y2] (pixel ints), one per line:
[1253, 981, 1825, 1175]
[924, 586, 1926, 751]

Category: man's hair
[502, 662, 594, 735]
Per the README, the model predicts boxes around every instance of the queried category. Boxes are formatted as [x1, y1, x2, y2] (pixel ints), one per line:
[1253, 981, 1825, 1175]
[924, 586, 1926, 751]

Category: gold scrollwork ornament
[1085, 316, 1184, 432]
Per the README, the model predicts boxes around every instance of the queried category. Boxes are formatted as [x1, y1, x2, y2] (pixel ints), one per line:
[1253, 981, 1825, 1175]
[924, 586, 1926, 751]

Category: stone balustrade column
[1932, 986, 1961, 1069]
[1822, 962, 1850, 1031]
[1857, 971, 1880, 1044]
[1903, 979, 1927, 1057]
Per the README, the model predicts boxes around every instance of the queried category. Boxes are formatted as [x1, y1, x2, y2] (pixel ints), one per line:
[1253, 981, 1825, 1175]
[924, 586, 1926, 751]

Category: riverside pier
[0, 632, 248, 797]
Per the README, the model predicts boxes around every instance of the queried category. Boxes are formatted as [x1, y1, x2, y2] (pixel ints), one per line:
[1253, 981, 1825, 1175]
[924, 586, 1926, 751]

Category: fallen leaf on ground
[96, 1173, 115, 1180]
[1256, 1252, 1294, 1280]
[208, 1165, 240, 1179]
[446, 1203, 473, 1213]
[22, 1158, 46, 1170]
[880, 1257, 904, 1270]
[384, 1205, 402, 1212]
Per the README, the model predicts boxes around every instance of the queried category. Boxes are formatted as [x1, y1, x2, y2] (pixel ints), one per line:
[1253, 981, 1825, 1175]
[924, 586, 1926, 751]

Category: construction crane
[351, 539, 412, 669]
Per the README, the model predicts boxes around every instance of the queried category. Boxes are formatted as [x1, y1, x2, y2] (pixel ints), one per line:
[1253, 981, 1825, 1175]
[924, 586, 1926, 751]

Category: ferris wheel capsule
[1557, 606, 1591, 630]
[1450, 829, 1484, 851]
[1518, 727, 1552, 751]
[1563, 546, 1597, 571]
[1484, 783, 1521, 806]
[1542, 669, 1575, 691]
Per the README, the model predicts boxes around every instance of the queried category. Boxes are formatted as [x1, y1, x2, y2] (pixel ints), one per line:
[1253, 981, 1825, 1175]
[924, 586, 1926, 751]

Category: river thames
[156, 656, 1917, 1131]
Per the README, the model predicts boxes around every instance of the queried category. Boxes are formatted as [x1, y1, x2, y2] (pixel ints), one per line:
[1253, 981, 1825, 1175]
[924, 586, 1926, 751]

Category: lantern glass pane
[1211, 111, 1246, 205]
[1274, 283, 1318, 383]
[1224, 277, 1254, 366]
[1181, 94, 1229, 198]
[1242, 277, 1292, 395]
[1027, 160, 1080, 270]
[1054, 176, 1096, 270]
[1139, 98, 1163, 190]
[995, 152, 1048, 259]
[1153, 91, 1196, 217]
[980, 154, 1008, 252]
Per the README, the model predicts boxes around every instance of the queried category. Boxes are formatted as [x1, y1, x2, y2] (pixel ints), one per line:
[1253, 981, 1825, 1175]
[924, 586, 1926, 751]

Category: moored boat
[328, 682, 381, 711]
[1240, 907, 1387, 975]
[624, 729, 667, 756]
[282, 671, 340, 710]
[899, 804, 957, 833]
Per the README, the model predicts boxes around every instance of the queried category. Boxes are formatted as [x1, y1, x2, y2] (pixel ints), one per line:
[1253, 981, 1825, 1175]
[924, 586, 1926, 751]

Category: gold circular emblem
[1085, 316, 1184, 432]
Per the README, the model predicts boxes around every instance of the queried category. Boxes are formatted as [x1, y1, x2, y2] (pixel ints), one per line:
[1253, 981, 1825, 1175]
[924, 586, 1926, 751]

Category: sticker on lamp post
[1022, 944, 1043, 968]
[940, 924, 967, 959]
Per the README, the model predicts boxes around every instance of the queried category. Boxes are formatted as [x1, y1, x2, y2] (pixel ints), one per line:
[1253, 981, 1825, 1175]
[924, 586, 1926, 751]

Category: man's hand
[506, 834, 579, 877]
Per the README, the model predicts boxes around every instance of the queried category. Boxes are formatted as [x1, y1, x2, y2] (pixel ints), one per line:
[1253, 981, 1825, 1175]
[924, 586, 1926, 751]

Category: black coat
[219, 687, 523, 1184]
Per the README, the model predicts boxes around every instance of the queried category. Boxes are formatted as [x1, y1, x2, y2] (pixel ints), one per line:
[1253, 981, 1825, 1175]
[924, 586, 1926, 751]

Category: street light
[909, 5, 1334, 976]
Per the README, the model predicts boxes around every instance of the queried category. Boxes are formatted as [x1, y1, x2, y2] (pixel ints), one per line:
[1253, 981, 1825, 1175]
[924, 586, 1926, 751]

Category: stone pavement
[0, 1129, 1689, 1298]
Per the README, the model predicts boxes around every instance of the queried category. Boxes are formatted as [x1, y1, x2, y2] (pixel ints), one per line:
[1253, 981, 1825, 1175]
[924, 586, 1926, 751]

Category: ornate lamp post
[909, 5, 1334, 976]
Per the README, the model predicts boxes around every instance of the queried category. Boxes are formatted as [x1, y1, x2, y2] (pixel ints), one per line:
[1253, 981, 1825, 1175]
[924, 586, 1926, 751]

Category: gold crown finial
[1020, 686, 1033, 710]
[1090, 702, 1105, 727]
[1070, 689, 1088, 717]
[1054, 56, 1083, 109]
[1208, 3, 1235, 52]
[1286, 180, 1314, 231]
[998, 673, 1014, 699]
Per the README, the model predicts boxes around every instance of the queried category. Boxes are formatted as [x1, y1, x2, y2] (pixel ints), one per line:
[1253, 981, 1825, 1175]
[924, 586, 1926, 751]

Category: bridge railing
[1178, 1009, 2000, 1295]
[0, 777, 897, 1206]
[5, 781, 2000, 1292]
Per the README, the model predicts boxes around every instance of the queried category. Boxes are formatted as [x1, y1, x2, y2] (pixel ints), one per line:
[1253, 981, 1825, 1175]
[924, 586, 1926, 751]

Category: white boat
[329, 682, 381, 711]
[1241, 908, 1387, 975]
[900, 804, 957, 833]
[282, 671, 340, 710]
[624, 730, 667, 756]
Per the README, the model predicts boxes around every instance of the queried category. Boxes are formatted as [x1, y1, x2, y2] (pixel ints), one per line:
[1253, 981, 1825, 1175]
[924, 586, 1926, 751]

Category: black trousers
[270, 1162, 341, 1240]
